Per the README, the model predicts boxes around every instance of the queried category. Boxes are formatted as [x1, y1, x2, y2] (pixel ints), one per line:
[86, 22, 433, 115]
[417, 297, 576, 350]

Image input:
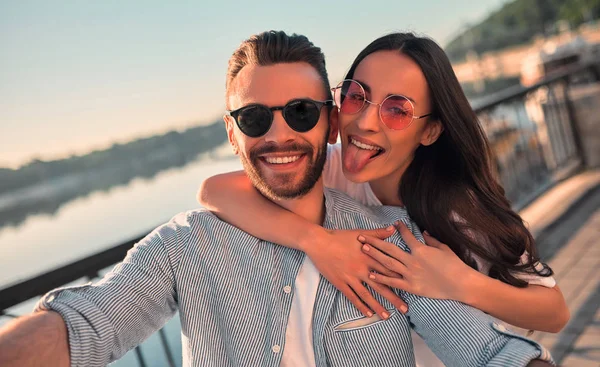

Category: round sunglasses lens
[236, 105, 272, 137]
[284, 100, 320, 132]
[380, 96, 414, 130]
[335, 80, 365, 114]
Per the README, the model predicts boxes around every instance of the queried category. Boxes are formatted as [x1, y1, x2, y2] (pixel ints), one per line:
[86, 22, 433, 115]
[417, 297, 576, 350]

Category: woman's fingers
[368, 260, 402, 278]
[367, 281, 409, 314]
[349, 280, 410, 318]
[358, 235, 410, 262]
[423, 231, 451, 251]
[360, 226, 395, 240]
[338, 284, 375, 318]
[395, 221, 426, 251]
[359, 235, 411, 272]
[348, 282, 389, 320]
[369, 272, 411, 293]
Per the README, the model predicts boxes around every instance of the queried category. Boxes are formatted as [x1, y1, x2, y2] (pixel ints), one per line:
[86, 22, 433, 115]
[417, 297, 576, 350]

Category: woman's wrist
[297, 224, 330, 254]
[455, 266, 486, 305]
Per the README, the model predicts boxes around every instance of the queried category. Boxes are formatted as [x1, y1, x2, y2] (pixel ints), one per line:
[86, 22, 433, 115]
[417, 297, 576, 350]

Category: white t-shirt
[319, 143, 556, 367]
[280, 257, 320, 367]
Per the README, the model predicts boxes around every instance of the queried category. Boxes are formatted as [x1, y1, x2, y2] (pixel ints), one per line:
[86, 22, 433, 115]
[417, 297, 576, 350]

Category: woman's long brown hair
[345, 33, 552, 286]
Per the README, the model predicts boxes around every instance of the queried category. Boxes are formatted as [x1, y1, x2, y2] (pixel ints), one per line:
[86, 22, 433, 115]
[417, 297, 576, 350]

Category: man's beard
[239, 137, 328, 201]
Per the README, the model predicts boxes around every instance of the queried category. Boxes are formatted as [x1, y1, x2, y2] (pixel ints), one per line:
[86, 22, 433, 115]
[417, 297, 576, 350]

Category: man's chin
[242, 142, 327, 202]
[256, 179, 312, 201]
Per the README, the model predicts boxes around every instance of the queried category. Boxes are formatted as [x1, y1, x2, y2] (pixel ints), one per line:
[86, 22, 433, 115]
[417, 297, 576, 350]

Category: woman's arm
[360, 223, 570, 333]
[199, 171, 322, 251]
[198, 171, 408, 318]
[463, 270, 569, 333]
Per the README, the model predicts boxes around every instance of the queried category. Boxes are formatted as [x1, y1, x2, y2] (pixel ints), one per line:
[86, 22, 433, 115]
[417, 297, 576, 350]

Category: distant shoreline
[0, 121, 228, 229]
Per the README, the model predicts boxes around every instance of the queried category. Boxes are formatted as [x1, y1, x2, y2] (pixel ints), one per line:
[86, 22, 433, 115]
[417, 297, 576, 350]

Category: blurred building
[521, 35, 600, 86]
[452, 21, 600, 87]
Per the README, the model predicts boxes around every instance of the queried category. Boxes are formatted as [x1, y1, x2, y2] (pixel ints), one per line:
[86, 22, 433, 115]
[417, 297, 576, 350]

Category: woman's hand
[360, 222, 476, 301]
[302, 226, 409, 319]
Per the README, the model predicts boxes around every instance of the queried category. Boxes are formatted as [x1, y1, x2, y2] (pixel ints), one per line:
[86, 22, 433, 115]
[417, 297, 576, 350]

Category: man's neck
[273, 180, 326, 225]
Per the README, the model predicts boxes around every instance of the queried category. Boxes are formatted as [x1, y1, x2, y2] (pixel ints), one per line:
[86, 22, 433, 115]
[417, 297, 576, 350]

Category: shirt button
[272, 345, 281, 353]
[283, 285, 292, 294]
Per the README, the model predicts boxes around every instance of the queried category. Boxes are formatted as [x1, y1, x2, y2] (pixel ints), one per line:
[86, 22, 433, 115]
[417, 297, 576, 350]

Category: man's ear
[420, 119, 444, 146]
[328, 108, 339, 144]
[224, 115, 239, 155]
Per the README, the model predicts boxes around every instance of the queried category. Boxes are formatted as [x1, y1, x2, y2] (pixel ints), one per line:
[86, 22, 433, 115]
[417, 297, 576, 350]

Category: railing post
[134, 346, 147, 367]
[561, 77, 587, 168]
[158, 328, 177, 367]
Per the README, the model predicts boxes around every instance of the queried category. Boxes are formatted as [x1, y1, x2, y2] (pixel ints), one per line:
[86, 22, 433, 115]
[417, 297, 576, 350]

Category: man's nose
[263, 111, 296, 144]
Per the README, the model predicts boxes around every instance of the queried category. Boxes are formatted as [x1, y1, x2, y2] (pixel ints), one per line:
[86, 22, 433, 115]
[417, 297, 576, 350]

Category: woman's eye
[389, 107, 409, 116]
[348, 93, 365, 101]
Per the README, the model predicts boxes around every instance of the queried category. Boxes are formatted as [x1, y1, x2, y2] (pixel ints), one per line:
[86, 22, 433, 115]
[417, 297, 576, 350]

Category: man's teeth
[350, 138, 382, 151]
[264, 155, 301, 164]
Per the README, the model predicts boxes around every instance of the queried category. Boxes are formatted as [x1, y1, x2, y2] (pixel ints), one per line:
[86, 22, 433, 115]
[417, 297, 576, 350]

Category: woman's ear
[421, 119, 444, 146]
[223, 115, 239, 155]
[328, 108, 339, 144]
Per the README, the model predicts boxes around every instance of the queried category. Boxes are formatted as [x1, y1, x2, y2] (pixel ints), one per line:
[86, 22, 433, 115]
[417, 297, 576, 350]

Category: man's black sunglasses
[227, 98, 334, 138]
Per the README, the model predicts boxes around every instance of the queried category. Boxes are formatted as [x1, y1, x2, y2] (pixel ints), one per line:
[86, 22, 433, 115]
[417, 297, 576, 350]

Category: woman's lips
[344, 136, 384, 173]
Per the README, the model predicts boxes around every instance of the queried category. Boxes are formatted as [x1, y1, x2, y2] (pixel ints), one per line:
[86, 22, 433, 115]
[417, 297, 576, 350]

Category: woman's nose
[354, 102, 381, 132]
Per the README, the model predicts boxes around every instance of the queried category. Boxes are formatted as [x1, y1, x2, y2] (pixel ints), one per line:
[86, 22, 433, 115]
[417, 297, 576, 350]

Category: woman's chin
[342, 165, 374, 184]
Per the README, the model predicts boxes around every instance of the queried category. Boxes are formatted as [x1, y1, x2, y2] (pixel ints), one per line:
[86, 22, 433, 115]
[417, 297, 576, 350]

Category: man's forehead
[228, 62, 326, 109]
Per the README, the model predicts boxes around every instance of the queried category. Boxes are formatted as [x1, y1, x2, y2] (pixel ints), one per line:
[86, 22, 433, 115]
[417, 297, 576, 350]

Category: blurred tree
[445, 0, 600, 62]
[559, 0, 600, 25]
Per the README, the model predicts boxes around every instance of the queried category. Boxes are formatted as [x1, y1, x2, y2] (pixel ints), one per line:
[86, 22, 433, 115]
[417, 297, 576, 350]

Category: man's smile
[259, 153, 307, 170]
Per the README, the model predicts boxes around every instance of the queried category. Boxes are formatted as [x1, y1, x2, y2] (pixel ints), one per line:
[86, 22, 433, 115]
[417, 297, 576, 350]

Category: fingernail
[367, 311, 373, 317]
[394, 220, 400, 225]
[400, 305, 408, 314]
[424, 230, 430, 236]
[382, 312, 389, 319]
[358, 235, 365, 242]
[362, 244, 370, 252]
[369, 273, 376, 280]
[386, 225, 394, 231]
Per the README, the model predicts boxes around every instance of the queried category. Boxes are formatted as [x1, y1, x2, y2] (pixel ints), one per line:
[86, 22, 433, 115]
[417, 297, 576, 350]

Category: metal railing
[1, 61, 598, 367]
[473, 61, 598, 209]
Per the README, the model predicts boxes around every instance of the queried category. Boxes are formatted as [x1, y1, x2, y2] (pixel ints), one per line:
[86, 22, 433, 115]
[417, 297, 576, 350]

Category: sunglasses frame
[332, 79, 432, 131]
[226, 98, 334, 138]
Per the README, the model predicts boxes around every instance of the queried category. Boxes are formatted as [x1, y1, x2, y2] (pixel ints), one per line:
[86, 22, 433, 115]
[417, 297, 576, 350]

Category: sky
[0, 0, 508, 168]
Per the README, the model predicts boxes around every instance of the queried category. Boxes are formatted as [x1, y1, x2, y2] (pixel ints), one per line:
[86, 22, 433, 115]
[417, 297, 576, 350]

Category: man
[0, 31, 553, 367]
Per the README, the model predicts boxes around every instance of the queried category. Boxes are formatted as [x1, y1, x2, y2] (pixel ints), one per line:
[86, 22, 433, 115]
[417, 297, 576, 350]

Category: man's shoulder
[174, 207, 222, 227]
[151, 208, 243, 246]
[325, 188, 412, 225]
[157, 207, 217, 230]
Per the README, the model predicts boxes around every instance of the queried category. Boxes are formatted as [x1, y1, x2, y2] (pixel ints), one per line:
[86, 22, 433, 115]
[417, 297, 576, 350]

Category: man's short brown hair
[225, 30, 331, 107]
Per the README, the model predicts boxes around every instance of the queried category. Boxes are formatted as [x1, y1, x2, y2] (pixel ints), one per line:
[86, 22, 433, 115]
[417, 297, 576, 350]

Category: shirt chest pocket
[334, 312, 396, 332]
[330, 309, 415, 366]
[329, 287, 405, 332]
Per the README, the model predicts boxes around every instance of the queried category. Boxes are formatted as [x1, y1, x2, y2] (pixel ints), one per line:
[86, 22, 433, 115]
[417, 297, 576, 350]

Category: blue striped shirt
[35, 188, 553, 366]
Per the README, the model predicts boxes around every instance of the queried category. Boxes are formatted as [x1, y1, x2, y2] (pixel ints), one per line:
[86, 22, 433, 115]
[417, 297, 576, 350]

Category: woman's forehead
[353, 50, 429, 103]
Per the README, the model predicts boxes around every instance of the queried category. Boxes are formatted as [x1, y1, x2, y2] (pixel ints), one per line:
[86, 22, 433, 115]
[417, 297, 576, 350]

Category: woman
[199, 32, 569, 366]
